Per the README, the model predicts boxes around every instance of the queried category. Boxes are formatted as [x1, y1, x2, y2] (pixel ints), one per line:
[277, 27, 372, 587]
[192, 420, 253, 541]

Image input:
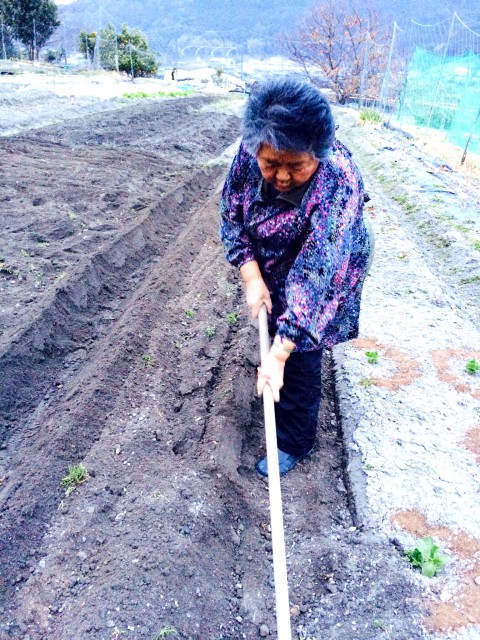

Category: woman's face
[256, 143, 319, 192]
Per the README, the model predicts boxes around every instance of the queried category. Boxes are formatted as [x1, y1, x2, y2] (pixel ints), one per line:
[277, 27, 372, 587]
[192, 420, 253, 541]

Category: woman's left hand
[257, 350, 286, 402]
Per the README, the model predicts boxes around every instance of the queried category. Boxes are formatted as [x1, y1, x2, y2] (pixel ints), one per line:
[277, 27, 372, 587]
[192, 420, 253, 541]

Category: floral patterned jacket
[220, 139, 370, 352]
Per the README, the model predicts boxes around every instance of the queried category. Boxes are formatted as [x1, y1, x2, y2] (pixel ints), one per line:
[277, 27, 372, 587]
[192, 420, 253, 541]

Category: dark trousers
[275, 349, 323, 458]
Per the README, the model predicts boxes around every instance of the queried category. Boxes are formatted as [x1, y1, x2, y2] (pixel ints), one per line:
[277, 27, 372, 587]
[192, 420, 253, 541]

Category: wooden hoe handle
[258, 305, 292, 640]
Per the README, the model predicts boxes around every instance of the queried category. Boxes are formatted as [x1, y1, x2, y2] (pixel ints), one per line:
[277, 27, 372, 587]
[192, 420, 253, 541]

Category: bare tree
[283, 0, 390, 104]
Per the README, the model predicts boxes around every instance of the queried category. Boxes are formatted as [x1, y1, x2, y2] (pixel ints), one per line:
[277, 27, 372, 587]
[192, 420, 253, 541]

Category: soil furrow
[0, 168, 222, 446]
[1, 97, 424, 640]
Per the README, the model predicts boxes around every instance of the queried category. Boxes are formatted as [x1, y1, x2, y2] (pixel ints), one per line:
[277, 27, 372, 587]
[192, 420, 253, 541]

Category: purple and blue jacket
[220, 140, 370, 352]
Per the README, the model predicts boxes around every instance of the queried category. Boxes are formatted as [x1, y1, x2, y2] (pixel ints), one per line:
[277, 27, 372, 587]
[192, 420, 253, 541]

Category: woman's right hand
[245, 277, 272, 318]
[240, 261, 272, 318]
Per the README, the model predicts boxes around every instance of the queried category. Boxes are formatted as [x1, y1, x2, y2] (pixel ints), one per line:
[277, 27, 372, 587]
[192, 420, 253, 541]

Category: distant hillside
[59, 0, 480, 64]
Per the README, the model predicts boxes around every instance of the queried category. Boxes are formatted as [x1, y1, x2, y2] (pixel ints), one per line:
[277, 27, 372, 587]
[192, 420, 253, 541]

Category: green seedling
[359, 108, 382, 124]
[472, 240, 480, 251]
[142, 354, 153, 366]
[365, 351, 379, 364]
[205, 326, 216, 339]
[405, 536, 448, 577]
[373, 619, 386, 630]
[61, 463, 87, 496]
[152, 626, 178, 639]
[359, 378, 376, 387]
[21, 249, 31, 258]
[459, 275, 480, 284]
[392, 194, 408, 206]
[363, 463, 375, 471]
[227, 312, 238, 324]
[185, 309, 196, 318]
[465, 359, 480, 375]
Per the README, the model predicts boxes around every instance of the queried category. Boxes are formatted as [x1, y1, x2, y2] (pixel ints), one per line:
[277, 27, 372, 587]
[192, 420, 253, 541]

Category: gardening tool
[258, 304, 292, 640]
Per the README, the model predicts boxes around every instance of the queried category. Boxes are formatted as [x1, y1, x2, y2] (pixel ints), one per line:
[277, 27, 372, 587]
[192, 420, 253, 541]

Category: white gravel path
[335, 117, 480, 640]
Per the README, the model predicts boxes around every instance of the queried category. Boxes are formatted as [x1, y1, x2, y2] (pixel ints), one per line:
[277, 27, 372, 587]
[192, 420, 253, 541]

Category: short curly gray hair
[242, 76, 335, 160]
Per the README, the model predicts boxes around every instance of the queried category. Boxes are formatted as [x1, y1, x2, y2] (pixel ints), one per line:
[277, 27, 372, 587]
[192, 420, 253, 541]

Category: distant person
[220, 76, 371, 476]
[171, 68, 176, 81]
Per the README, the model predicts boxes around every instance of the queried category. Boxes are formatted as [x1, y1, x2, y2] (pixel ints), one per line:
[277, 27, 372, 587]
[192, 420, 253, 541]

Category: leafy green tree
[78, 23, 157, 78]
[8, 0, 59, 61]
[115, 24, 157, 78]
[98, 23, 118, 71]
[0, 0, 15, 57]
[0, 18, 16, 58]
[78, 29, 96, 63]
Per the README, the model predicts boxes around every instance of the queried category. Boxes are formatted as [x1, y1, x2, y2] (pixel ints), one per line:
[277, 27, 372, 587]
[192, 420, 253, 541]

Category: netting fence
[371, 13, 480, 160]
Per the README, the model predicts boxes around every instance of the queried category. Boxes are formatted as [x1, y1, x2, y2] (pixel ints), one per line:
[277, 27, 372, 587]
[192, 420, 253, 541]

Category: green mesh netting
[397, 47, 480, 154]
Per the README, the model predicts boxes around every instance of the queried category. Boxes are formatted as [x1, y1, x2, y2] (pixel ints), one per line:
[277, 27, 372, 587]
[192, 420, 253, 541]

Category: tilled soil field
[1, 95, 425, 640]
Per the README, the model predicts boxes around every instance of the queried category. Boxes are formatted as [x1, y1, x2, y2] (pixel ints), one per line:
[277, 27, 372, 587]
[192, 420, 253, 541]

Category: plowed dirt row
[0, 96, 422, 640]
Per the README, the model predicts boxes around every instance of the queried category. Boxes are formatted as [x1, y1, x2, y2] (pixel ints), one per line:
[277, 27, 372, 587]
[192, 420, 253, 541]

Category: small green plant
[359, 378, 376, 387]
[365, 351, 379, 364]
[460, 275, 480, 284]
[359, 108, 382, 124]
[372, 619, 386, 630]
[472, 240, 480, 251]
[226, 312, 238, 324]
[185, 309, 196, 318]
[123, 90, 194, 100]
[405, 536, 448, 577]
[61, 463, 87, 496]
[465, 359, 480, 375]
[21, 249, 31, 258]
[142, 354, 153, 366]
[152, 626, 178, 639]
[363, 463, 375, 471]
[392, 194, 408, 206]
[205, 326, 216, 339]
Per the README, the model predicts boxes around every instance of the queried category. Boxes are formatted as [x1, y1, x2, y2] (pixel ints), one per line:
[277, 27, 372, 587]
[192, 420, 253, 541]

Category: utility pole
[1, 19, 7, 61]
[63, 23, 68, 65]
[33, 18, 37, 62]
[460, 104, 480, 166]
[94, 1, 103, 69]
[128, 41, 134, 80]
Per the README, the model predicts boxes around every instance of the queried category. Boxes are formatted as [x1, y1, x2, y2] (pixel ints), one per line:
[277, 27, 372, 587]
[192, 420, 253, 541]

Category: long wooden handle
[258, 305, 292, 640]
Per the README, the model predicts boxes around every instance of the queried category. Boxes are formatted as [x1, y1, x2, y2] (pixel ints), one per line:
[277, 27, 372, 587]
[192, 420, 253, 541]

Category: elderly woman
[220, 76, 371, 477]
